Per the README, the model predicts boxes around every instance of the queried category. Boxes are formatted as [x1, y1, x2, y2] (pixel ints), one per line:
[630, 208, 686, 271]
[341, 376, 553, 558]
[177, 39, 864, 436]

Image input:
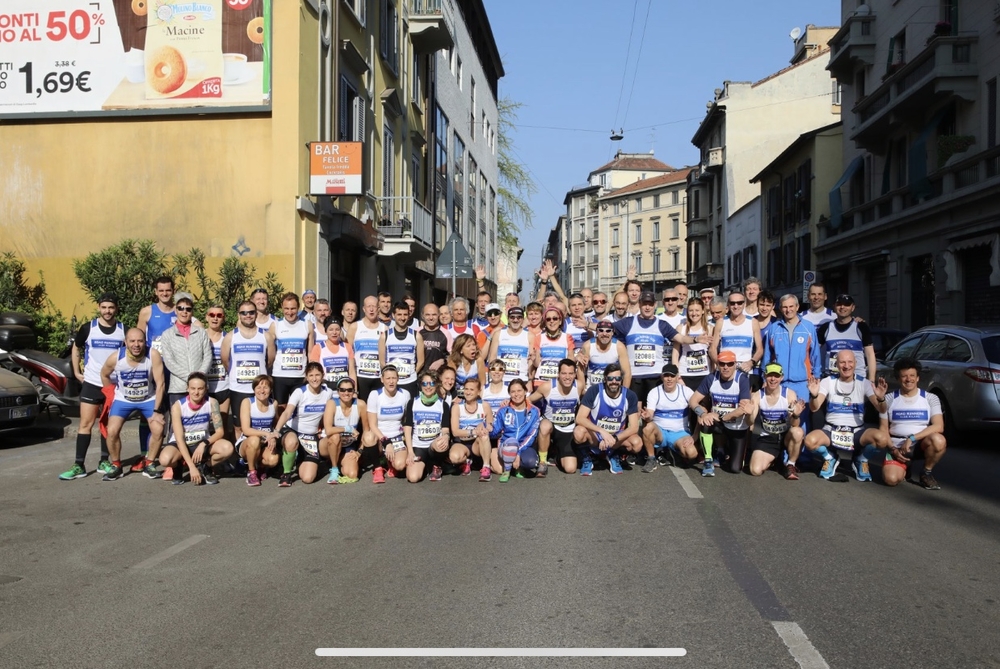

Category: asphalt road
[1, 417, 998, 668]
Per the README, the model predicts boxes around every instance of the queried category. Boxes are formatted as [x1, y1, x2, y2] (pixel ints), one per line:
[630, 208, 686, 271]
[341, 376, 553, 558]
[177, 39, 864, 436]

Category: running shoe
[819, 456, 839, 480]
[327, 468, 340, 484]
[336, 476, 359, 484]
[641, 457, 658, 474]
[920, 472, 941, 490]
[624, 453, 637, 466]
[386, 466, 398, 479]
[162, 466, 174, 481]
[142, 463, 162, 479]
[460, 459, 472, 476]
[479, 466, 491, 482]
[536, 460, 548, 478]
[58, 463, 87, 481]
[129, 457, 148, 474]
[657, 449, 676, 468]
[429, 465, 443, 481]
[608, 454, 623, 475]
[499, 469, 511, 482]
[852, 458, 872, 482]
[102, 464, 124, 481]
[784, 463, 799, 481]
[701, 460, 715, 477]
[199, 465, 219, 485]
[278, 472, 292, 488]
[97, 460, 114, 476]
[372, 467, 385, 484]
[580, 459, 594, 476]
[246, 470, 261, 487]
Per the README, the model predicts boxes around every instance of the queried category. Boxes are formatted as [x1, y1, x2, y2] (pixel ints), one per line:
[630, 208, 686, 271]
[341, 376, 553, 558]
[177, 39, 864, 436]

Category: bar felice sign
[309, 142, 362, 196]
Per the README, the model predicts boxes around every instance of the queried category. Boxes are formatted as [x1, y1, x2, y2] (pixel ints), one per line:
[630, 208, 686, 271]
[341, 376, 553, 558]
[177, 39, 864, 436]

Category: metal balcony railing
[376, 196, 434, 248]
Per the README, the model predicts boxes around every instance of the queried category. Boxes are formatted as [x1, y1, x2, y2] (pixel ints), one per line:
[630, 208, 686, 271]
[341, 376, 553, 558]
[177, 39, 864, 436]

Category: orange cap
[717, 350, 737, 363]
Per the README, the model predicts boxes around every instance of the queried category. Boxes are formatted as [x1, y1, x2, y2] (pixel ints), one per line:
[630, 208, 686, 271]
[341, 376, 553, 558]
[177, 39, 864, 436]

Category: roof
[589, 151, 674, 177]
[752, 44, 830, 87]
[600, 168, 694, 199]
[562, 183, 600, 205]
[749, 121, 843, 183]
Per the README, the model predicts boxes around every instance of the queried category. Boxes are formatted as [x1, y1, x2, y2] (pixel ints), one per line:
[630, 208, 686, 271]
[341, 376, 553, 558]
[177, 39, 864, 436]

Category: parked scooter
[0, 312, 80, 416]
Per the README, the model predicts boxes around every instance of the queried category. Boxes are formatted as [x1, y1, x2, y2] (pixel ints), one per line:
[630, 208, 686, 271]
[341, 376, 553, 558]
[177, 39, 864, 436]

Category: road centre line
[771, 622, 831, 669]
[130, 534, 209, 570]
[669, 466, 703, 498]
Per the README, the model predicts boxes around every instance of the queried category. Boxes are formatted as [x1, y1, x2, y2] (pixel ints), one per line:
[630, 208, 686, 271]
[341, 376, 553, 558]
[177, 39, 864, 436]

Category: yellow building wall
[0, 0, 317, 317]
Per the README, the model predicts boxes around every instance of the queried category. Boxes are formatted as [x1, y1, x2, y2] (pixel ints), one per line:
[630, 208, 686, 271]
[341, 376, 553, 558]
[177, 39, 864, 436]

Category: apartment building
[822, 0, 1000, 328]
[597, 169, 692, 297]
[686, 24, 841, 293]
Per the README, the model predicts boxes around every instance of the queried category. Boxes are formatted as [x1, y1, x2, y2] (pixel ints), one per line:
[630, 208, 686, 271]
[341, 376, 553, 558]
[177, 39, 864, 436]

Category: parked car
[869, 327, 909, 361]
[875, 325, 1000, 435]
[0, 367, 41, 432]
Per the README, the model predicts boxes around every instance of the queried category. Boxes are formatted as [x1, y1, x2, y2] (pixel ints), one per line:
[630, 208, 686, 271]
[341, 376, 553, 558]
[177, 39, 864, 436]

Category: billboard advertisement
[0, 0, 271, 118]
[309, 142, 363, 196]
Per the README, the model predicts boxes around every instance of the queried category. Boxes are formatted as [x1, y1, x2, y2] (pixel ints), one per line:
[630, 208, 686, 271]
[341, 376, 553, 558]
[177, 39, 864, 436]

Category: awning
[943, 233, 1000, 290]
[381, 88, 404, 117]
[828, 155, 864, 230]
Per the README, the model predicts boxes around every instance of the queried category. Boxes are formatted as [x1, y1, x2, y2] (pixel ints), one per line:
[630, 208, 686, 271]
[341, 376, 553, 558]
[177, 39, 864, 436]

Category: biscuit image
[247, 17, 264, 44]
[147, 46, 187, 94]
[132, 0, 147, 16]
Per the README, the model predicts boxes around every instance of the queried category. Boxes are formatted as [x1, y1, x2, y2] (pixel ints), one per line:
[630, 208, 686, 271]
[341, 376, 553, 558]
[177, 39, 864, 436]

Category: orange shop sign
[309, 142, 362, 196]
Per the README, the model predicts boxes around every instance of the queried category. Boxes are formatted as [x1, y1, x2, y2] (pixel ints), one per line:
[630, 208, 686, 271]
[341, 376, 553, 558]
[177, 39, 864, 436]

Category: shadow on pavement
[0, 415, 71, 450]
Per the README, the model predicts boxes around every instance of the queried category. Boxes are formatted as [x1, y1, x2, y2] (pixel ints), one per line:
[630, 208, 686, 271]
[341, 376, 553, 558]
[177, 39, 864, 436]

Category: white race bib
[236, 360, 260, 383]
[634, 345, 655, 367]
[830, 426, 856, 450]
[279, 349, 305, 372]
[357, 355, 380, 375]
[686, 351, 707, 374]
[299, 434, 319, 456]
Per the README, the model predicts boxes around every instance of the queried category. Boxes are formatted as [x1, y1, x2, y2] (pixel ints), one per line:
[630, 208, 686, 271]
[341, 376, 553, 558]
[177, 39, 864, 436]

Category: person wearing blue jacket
[489, 379, 541, 482]
[765, 295, 822, 432]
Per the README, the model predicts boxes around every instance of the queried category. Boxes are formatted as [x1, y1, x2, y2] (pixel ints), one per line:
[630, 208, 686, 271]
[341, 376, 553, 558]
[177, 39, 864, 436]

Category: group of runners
[58, 265, 947, 490]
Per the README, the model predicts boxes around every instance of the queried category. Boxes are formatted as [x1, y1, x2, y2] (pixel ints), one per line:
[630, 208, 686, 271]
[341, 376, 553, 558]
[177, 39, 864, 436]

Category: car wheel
[932, 392, 960, 447]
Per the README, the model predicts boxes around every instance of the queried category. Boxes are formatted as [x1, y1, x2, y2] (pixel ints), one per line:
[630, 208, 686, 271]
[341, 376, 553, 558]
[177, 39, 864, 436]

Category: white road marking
[669, 466, 704, 498]
[771, 622, 830, 669]
[130, 534, 209, 570]
[316, 648, 687, 657]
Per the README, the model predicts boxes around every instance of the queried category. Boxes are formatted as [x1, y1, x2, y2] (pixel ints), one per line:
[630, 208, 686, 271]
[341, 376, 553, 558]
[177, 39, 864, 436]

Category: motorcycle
[0, 312, 80, 416]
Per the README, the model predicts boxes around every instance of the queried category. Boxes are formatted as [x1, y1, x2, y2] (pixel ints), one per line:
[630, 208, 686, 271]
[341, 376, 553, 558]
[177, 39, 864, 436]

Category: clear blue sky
[483, 0, 842, 295]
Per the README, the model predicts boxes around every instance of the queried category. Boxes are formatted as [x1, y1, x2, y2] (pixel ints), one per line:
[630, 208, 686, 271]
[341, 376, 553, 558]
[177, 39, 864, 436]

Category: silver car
[876, 325, 1000, 434]
[0, 367, 41, 431]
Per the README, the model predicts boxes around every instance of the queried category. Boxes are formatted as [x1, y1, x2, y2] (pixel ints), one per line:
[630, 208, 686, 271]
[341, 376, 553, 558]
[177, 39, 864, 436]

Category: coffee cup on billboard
[224, 53, 249, 83]
[125, 48, 145, 83]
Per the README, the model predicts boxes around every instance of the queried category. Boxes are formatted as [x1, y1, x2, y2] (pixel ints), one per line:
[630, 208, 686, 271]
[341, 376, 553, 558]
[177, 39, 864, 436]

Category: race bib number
[236, 360, 260, 383]
[761, 415, 788, 435]
[634, 345, 655, 367]
[415, 422, 441, 441]
[551, 411, 574, 428]
[828, 352, 839, 373]
[151, 337, 164, 353]
[388, 359, 414, 379]
[830, 426, 856, 450]
[279, 348, 305, 372]
[299, 434, 319, 456]
[122, 380, 149, 400]
[715, 401, 736, 419]
[357, 355, 380, 376]
[686, 351, 707, 374]
[587, 371, 605, 387]
[596, 417, 622, 433]
[538, 361, 558, 379]
[185, 429, 207, 445]
[208, 360, 226, 381]
[501, 355, 522, 374]
[385, 434, 406, 452]
[324, 366, 348, 383]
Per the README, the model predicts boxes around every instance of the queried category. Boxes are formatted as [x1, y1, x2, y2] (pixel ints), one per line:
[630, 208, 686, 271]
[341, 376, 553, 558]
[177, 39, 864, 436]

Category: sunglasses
[729, 301, 745, 306]
[337, 387, 355, 392]
[207, 312, 224, 318]
[420, 381, 437, 387]
[509, 314, 524, 319]
[593, 299, 607, 305]
[175, 306, 193, 312]
[239, 310, 257, 316]
[596, 327, 613, 333]
[605, 376, 623, 382]
[718, 361, 737, 367]
[664, 297, 678, 302]
[544, 317, 562, 322]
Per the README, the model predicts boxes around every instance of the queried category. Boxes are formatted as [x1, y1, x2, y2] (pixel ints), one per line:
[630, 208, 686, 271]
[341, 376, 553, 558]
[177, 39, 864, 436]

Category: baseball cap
[174, 291, 194, 306]
[486, 302, 502, 315]
[835, 293, 854, 305]
[507, 306, 524, 317]
[764, 363, 783, 376]
[639, 291, 656, 304]
[96, 292, 119, 307]
[717, 350, 737, 363]
[596, 319, 614, 329]
[661, 363, 680, 376]
[302, 289, 317, 297]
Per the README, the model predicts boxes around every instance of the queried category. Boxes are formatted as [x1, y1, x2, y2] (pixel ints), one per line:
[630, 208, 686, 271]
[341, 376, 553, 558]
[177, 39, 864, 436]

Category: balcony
[407, 0, 455, 52]
[376, 196, 435, 257]
[851, 35, 979, 150]
[705, 147, 724, 173]
[827, 13, 877, 80]
[691, 263, 723, 288]
[686, 217, 710, 240]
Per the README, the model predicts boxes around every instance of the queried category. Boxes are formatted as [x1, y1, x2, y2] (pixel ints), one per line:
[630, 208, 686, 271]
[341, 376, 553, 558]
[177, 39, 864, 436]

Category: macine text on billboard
[0, 0, 272, 118]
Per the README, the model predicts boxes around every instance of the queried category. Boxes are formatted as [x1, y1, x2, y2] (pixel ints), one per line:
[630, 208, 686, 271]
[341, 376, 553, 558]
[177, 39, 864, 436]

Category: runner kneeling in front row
[273, 362, 334, 487]
[161, 372, 235, 486]
[362, 365, 411, 483]
[640, 363, 697, 472]
[449, 377, 493, 481]
[747, 363, 805, 479]
[489, 379, 541, 482]
[688, 350, 752, 477]
[237, 374, 279, 487]
[573, 363, 643, 476]
[403, 370, 452, 483]
[323, 377, 367, 484]
[529, 358, 583, 475]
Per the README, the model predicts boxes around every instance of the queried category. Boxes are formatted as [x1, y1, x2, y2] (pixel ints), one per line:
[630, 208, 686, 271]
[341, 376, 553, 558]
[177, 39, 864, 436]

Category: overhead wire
[610, 0, 640, 132]
[619, 0, 653, 132]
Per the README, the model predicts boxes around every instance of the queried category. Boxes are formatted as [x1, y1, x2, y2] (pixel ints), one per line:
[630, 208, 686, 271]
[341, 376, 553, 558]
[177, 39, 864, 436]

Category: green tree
[0, 252, 71, 355]
[496, 97, 536, 251]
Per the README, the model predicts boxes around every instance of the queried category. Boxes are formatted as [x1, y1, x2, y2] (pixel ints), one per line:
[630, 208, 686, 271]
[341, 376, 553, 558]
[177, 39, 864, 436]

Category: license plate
[11, 407, 29, 419]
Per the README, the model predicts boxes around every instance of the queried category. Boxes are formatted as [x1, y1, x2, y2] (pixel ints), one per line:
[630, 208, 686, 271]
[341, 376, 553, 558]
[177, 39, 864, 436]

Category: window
[914, 333, 949, 361]
[482, 110, 488, 140]
[653, 251, 661, 273]
[634, 223, 642, 244]
[670, 216, 679, 239]
[578, 206, 585, 217]
[612, 256, 620, 276]
[412, 153, 421, 199]
[382, 124, 395, 202]
[411, 49, 422, 108]
[434, 107, 449, 226]
[635, 197, 643, 212]
[943, 336, 973, 362]
[989, 77, 997, 149]
[338, 77, 365, 142]
[671, 250, 680, 271]
[453, 135, 465, 230]
[613, 202, 619, 215]
[592, 220, 598, 237]
[600, 174, 607, 188]
[832, 80, 842, 106]
[653, 194, 661, 208]
[893, 137, 908, 189]
[578, 222, 585, 238]
[457, 57, 463, 89]
[379, 0, 398, 75]
[652, 221, 660, 241]
[634, 255, 642, 274]
[672, 190, 679, 205]
[611, 227, 619, 247]
[855, 69, 866, 99]
[469, 79, 476, 136]
[887, 335, 923, 362]
[344, 0, 366, 25]
[796, 159, 812, 222]
[940, 0, 959, 33]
